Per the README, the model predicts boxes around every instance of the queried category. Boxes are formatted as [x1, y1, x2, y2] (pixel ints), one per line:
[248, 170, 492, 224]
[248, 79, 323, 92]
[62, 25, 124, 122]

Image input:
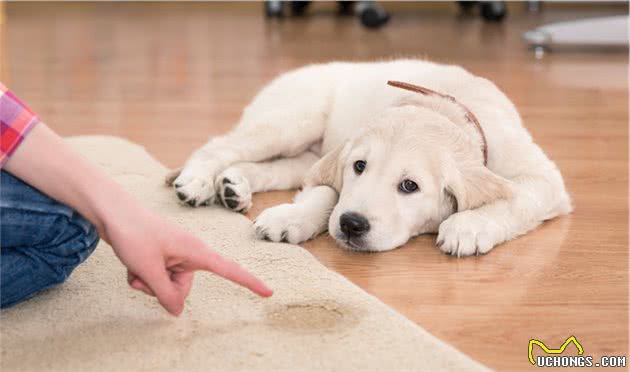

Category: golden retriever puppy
[168, 60, 572, 256]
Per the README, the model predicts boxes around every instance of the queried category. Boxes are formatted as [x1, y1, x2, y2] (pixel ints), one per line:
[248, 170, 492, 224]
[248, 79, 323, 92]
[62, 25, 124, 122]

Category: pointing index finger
[193, 248, 273, 297]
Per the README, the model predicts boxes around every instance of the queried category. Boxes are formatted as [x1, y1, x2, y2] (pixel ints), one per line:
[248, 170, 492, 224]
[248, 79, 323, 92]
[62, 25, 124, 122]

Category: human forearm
[3, 123, 138, 240]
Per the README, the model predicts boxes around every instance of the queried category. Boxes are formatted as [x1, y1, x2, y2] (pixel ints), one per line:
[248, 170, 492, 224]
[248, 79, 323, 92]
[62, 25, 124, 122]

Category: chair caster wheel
[480, 1, 507, 22]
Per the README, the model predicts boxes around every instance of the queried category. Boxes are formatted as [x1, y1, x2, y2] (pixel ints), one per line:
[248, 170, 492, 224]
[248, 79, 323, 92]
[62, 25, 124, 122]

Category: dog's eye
[354, 160, 366, 174]
[399, 179, 419, 193]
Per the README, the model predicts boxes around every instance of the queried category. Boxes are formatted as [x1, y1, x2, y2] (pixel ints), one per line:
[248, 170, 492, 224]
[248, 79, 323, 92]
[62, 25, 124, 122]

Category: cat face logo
[528, 336, 584, 365]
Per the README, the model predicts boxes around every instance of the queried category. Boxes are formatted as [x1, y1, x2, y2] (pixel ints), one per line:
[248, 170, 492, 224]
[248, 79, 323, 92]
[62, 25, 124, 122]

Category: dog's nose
[340, 212, 370, 238]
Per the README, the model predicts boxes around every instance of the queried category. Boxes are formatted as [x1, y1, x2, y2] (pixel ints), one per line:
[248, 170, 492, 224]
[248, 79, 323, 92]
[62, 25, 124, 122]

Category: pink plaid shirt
[0, 83, 40, 167]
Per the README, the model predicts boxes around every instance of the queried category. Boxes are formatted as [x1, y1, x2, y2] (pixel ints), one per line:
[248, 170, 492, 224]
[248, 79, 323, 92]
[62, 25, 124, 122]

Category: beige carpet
[1, 137, 489, 372]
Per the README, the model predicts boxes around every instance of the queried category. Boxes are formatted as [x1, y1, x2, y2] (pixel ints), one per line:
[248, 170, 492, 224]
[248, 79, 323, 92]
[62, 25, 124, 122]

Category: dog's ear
[444, 163, 512, 212]
[303, 142, 351, 193]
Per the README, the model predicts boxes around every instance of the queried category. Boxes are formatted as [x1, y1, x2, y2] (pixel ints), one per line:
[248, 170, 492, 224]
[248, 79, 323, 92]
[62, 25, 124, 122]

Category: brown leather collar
[387, 80, 488, 166]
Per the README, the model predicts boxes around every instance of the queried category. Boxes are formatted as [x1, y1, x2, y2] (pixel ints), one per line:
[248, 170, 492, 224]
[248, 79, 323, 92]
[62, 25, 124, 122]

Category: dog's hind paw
[173, 176, 215, 207]
[215, 168, 252, 213]
[171, 160, 222, 207]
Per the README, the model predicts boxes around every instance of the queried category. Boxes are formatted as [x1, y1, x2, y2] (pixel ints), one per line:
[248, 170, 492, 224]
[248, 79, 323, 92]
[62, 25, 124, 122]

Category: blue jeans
[1, 170, 99, 308]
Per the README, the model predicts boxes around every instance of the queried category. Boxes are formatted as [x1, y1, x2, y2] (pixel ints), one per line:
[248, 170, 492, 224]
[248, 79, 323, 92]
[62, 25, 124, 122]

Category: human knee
[42, 212, 100, 282]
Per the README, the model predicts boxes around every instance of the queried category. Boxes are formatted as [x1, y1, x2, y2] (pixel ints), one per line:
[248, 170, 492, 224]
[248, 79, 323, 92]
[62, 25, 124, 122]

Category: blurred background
[0, 2, 627, 370]
[0, 1, 626, 168]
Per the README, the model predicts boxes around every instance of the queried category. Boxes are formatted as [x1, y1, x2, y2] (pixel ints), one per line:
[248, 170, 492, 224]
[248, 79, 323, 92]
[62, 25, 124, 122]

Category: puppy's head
[305, 106, 512, 252]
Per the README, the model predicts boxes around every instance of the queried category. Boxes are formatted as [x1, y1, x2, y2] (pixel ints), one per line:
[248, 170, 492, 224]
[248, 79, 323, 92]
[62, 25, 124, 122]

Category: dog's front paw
[436, 211, 499, 257]
[254, 204, 320, 244]
[215, 168, 252, 213]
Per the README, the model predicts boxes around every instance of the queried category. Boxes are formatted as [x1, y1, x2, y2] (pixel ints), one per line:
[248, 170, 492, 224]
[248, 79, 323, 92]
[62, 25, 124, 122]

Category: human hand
[3, 123, 272, 316]
[102, 204, 272, 316]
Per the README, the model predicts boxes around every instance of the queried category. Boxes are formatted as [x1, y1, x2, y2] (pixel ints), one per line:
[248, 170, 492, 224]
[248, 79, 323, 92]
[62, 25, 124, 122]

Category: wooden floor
[3, 2, 628, 370]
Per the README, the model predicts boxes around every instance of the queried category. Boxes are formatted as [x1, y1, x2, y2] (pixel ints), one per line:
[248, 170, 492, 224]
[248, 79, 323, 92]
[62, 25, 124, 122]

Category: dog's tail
[164, 167, 182, 186]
